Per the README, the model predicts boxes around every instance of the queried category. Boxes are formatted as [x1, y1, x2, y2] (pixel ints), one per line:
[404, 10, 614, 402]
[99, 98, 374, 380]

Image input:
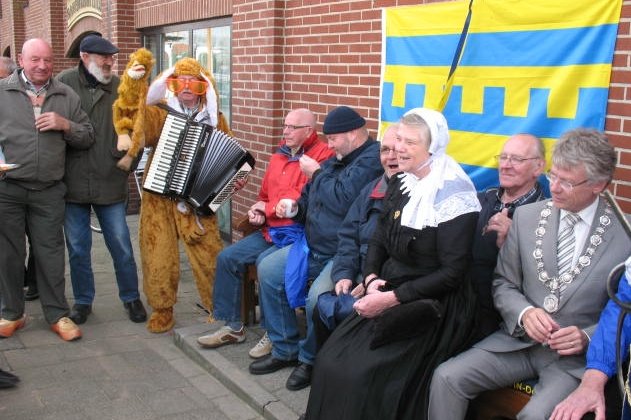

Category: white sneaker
[249, 332, 272, 359]
[197, 326, 245, 349]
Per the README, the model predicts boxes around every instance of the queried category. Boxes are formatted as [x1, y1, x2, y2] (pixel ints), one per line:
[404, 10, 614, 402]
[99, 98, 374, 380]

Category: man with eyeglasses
[248, 106, 383, 391]
[429, 128, 631, 419]
[57, 34, 147, 326]
[472, 134, 546, 340]
[197, 108, 333, 357]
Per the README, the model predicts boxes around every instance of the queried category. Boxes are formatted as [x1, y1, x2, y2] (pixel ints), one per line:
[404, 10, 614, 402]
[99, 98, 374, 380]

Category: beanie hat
[323, 106, 366, 135]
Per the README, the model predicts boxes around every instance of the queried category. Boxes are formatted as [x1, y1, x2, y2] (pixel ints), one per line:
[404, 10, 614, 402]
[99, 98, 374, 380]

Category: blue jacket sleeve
[330, 180, 376, 283]
[586, 273, 631, 378]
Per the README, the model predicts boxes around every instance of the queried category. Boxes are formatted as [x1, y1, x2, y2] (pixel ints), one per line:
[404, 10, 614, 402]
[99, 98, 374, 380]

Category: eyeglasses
[545, 172, 589, 192]
[495, 154, 540, 166]
[380, 146, 396, 155]
[283, 124, 310, 131]
[165, 77, 208, 95]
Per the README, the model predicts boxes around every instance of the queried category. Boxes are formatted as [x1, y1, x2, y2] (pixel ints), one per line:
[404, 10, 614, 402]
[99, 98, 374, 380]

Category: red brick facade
[1, 0, 630, 221]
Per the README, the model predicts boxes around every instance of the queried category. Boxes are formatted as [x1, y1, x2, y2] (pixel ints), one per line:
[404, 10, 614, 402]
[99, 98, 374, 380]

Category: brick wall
[0, 0, 27, 57]
[609, 1, 631, 212]
[230, 0, 285, 220]
[229, 0, 631, 222]
[0, 0, 629, 219]
[135, 0, 232, 29]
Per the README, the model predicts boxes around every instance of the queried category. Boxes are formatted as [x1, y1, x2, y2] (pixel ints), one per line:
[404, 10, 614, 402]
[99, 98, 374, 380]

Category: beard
[87, 59, 112, 84]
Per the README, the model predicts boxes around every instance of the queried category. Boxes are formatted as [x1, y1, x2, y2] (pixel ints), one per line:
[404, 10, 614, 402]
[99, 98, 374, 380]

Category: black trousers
[0, 181, 69, 324]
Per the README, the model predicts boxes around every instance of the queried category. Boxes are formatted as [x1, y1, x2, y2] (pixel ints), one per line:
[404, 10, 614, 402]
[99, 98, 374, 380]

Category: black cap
[79, 35, 119, 55]
[322, 106, 366, 135]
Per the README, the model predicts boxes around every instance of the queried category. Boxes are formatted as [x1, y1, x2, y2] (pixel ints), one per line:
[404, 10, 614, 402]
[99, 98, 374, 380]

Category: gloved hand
[146, 66, 175, 105]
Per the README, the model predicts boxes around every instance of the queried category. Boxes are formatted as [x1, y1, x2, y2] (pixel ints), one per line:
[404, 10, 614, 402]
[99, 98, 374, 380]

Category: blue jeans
[64, 202, 140, 305]
[213, 230, 278, 326]
[258, 247, 333, 364]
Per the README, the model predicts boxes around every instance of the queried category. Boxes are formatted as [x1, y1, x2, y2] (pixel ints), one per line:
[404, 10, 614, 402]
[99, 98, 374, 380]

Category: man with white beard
[56, 34, 146, 325]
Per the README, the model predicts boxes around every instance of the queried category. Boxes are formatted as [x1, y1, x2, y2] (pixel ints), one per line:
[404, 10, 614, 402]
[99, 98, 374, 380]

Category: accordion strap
[156, 102, 199, 122]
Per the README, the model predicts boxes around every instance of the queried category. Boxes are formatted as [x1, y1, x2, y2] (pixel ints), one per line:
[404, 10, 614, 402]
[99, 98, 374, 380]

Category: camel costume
[113, 52, 230, 333]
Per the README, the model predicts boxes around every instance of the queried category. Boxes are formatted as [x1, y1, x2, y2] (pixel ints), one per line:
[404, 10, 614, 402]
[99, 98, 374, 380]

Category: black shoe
[286, 363, 313, 391]
[69, 304, 92, 325]
[24, 285, 39, 301]
[249, 354, 298, 375]
[0, 368, 19, 388]
[124, 299, 147, 323]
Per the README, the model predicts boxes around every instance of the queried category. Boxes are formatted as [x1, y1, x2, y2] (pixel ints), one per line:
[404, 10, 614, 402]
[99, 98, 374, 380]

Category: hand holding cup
[276, 198, 298, 218]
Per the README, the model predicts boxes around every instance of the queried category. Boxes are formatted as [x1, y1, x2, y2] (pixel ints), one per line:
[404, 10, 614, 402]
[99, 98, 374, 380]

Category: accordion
[143, 111, 255, 215]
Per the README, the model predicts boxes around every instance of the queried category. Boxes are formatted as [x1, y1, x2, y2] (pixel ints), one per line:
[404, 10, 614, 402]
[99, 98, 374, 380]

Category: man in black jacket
[57, 35, 146, 326]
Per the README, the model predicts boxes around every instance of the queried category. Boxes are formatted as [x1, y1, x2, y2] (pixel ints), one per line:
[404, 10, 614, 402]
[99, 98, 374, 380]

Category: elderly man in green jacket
[0, 38, 94, 341]
[56, 34, 147, 326]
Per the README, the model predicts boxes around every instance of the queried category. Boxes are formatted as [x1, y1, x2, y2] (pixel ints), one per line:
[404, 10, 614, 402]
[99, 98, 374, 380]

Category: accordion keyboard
[143, 114, 188, 194]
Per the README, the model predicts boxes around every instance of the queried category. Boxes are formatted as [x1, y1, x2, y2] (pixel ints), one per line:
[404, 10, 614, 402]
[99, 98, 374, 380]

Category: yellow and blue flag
[380, 0, 622, 190]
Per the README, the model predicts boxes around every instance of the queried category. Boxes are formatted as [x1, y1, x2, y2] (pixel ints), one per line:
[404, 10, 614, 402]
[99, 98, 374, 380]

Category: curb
[174, 324, 299, 420]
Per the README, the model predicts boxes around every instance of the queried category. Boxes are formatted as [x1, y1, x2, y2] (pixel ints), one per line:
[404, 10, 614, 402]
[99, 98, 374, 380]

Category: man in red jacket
[197, 108, 333, 358]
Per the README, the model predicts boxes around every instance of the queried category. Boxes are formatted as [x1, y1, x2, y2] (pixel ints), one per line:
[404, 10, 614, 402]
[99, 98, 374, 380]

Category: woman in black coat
[305, 108, 481, 420]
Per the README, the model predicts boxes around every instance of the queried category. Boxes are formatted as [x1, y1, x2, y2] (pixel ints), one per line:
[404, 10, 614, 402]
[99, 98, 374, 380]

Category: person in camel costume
[113, 51, 230, 333]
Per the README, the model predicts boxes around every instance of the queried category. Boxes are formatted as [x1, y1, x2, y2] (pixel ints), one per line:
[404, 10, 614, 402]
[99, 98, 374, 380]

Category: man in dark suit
[429, 128, 631, 419]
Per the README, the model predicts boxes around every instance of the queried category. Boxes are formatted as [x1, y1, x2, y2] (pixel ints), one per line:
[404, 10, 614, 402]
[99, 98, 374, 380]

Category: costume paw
[116, 154, 134, 172]
[180, 213, 207, 245]
[117, 133, 132, 151]
[146, 308, 175, 333]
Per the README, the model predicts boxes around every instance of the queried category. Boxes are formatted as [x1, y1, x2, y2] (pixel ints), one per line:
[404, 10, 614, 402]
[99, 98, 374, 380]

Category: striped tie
[557, 212, 581, 275]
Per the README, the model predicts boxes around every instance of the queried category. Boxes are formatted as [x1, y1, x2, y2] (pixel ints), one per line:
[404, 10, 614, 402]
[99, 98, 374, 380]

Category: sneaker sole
[198, 334, 245, 349]
[249, 348, 272, 359]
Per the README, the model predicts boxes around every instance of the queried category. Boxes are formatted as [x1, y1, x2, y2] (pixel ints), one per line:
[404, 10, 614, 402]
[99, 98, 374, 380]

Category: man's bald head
[19, 38, 54, 87]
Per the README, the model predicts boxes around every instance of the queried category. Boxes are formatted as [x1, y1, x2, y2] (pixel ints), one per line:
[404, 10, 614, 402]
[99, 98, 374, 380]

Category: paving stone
[0, 214, 278, 420]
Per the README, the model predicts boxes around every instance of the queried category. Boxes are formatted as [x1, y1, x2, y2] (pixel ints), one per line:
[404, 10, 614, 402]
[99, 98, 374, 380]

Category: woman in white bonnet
[304, 108, 481, 420]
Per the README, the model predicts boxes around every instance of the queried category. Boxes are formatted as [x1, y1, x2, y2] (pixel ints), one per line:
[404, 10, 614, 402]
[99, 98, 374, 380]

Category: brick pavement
[0, 214, 307, 420]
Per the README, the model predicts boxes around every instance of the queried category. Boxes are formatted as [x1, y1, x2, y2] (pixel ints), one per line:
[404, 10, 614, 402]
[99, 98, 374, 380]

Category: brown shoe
[51, 317, 82, 341]
[0, 315, 26, 338]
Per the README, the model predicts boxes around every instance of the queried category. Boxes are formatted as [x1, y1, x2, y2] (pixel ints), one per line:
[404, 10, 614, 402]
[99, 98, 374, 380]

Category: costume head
[125, 48, 154, 81]
[173, 57, 210, 80]
[168, 57, 218, 126]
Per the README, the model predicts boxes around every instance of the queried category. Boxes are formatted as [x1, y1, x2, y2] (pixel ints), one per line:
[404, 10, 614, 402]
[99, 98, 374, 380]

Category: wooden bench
[470, 377, 620, 420]
[469, 382, 532, 420]
[234, 215, 259, 326]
